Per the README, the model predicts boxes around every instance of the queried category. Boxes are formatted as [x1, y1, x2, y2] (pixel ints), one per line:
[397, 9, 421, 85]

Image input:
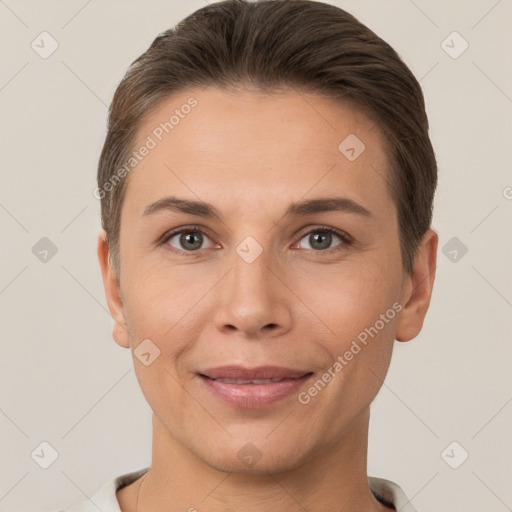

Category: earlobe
[395, 228, 438, 342]
[97, 229, 130, 349]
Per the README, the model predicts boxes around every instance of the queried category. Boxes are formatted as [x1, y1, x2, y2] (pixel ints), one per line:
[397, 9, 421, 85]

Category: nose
[213, 246, 293, 339]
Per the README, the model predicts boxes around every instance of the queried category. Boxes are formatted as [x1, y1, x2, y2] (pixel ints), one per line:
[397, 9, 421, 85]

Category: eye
[160, 225, 353, 256]
[163, 226, 217, 254]
[295, 227, 353, 253]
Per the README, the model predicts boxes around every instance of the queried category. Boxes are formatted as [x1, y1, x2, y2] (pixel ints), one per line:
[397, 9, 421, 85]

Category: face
[98, 86, 436, 474]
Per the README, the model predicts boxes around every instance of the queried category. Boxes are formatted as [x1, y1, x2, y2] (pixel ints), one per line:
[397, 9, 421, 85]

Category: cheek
[311, 276, 398, 409]
[122, 264, 206, 336]
[309, 261, 401, 332]
[303, 262, 401, 391]
[122, 273, 201, 416]
[121, 269, 211, 402]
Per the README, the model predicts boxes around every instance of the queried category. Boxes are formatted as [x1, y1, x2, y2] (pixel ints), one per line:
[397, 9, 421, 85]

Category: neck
[128, 407, 391, 512]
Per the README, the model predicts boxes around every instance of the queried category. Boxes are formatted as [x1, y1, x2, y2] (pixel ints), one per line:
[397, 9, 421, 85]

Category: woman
[61, 1, 438, 510]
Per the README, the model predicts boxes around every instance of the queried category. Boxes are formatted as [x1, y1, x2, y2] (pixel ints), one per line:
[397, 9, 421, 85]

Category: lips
[197, 366, 314, 408]
[198, 365, 312, 381]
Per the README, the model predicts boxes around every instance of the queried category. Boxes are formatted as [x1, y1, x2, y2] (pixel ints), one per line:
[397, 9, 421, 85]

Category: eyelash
[159, 224, 354, 257]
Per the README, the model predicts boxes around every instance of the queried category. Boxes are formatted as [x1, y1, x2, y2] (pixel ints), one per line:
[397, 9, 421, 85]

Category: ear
[395, 228, 438, 342]
[97, 229, 130, 348]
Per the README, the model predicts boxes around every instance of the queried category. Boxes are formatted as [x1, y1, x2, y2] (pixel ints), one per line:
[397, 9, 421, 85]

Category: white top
[55, 466, 418, 512]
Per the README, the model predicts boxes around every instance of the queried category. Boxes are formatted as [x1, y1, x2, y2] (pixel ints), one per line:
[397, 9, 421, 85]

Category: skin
[98, 86, 438, 512]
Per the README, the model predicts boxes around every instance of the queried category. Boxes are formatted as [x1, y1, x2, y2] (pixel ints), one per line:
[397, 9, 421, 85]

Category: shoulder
[369, 475, 419, 512]
[54, 466, 150, 512]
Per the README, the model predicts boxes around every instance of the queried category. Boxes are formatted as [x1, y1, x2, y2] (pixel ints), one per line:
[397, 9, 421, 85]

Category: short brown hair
[97, 0, 437, 277]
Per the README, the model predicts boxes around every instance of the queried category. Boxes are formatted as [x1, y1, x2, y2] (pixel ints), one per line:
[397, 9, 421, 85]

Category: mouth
[198, 365, 313, 381]
[200, 376, 305, 384]
[197, 366, 314, 408]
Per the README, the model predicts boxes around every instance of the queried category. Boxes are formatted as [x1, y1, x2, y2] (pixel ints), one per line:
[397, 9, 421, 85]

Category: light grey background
[1, 1, 511, 511]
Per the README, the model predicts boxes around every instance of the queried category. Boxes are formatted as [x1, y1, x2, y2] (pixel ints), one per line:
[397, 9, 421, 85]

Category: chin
[195, 439, 308, 476]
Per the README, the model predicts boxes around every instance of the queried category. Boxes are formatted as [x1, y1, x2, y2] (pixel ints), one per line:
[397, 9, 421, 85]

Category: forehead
[124, 86, 395, 223]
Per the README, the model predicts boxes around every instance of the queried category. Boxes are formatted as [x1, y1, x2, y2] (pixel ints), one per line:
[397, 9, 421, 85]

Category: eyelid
[293, 225, 353, 253]
[295, 224, 353, 242]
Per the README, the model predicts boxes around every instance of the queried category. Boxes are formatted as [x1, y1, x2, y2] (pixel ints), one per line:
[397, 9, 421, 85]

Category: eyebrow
[142, 195, 374, 220]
